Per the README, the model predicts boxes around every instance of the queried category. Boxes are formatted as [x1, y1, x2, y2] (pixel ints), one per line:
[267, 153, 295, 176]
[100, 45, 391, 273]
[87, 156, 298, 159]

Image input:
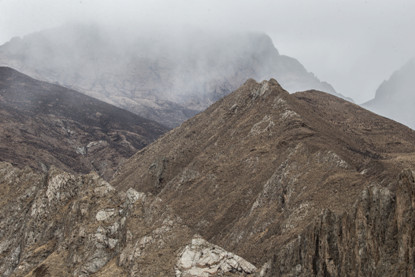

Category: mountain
[0, 67, 167, 180]
[111, 79, 415, 275]
[364, 59, 415, 129]
[0, 23, 345, 127]
[2, 79, 415, 276]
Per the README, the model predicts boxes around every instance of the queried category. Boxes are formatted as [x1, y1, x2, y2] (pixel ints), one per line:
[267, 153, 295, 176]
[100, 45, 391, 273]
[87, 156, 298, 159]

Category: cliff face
[0, 24, 341, 127]
[267, 169, 415, 276]
[364, 59, 415, 129]
[0, 67, 167, 180]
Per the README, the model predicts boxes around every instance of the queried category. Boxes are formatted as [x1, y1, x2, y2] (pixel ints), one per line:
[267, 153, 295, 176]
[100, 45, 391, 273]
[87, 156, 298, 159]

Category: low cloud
[1, 0, 415, 103]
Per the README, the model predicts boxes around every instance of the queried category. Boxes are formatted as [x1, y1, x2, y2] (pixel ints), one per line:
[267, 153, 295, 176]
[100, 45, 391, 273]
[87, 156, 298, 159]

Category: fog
[364, 59, 415, 129]
[0, 21, 339, 127]
[1, 0, 415, 104]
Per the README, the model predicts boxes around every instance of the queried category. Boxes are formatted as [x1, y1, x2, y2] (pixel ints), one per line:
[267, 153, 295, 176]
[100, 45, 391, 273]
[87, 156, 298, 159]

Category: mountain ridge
[111, 78, 415, 268]
[0, 66, 168, 179]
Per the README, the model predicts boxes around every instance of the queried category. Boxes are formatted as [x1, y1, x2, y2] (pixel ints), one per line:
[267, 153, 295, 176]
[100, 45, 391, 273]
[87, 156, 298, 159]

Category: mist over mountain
[0, 66, 167, 179]
[364, 59, 415, 129]
[0, 23, 345, 127]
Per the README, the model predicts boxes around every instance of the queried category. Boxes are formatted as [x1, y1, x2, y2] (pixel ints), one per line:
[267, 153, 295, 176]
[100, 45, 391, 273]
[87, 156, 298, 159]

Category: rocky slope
[364, 59, 415, 129]
[267, 169, 415, 276]
[2, 79, 415, 276]
[113, 79, 415, 274]
[0, 23, 344, 127]
[0, 67, 167, 180]
[0, 162, 256, 276]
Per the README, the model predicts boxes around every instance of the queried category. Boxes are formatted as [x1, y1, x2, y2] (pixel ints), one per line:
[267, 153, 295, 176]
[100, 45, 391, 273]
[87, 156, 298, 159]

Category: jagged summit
[0, 66, 167, 179]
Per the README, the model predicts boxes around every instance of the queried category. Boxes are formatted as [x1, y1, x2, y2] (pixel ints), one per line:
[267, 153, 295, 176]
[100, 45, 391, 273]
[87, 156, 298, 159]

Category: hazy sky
[1, 0, 414, 103]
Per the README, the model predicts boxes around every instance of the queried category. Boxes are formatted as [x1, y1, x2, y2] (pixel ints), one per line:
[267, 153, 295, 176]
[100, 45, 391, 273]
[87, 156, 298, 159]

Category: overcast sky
[1, 0, 414, 103]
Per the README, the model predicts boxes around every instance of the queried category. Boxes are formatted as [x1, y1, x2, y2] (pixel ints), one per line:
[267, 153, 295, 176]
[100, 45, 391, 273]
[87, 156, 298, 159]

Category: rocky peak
[112, 78, 415, 271]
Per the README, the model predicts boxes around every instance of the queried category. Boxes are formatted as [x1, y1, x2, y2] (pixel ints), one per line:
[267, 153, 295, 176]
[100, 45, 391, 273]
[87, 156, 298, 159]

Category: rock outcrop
[0, 67, 167, 179]
[0, 23, 344, 127]
[176, 235, 257, 277]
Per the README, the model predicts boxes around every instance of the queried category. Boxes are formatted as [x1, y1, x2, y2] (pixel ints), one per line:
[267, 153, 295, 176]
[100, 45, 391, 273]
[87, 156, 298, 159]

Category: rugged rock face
[0, 67, 167, 179]
[0, 162, 255, 276]
[0, 23, 343, 127]
[364, 59, 415, 129]
[112, 79, 415, 273]
[266, 169, 415, 276]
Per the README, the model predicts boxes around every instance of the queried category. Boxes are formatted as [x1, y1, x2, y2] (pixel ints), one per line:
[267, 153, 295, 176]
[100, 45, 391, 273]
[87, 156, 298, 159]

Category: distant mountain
[364, 59, 415, 129]
[1, 79, 415, 276]
[0, 23, 347, 127]
[0, 67, 167, 179]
